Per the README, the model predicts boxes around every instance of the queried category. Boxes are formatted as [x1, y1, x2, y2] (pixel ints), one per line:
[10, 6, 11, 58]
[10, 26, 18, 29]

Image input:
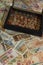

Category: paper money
[0, 0, 13, 6]
[25, 38, 43, 50]
[0, 43, 5, 56]
[0, 30, 16, 47]
[0, 49, 18, 65]
[13, 33, 31, 42]
[14, 0, 28, 9]
[0, 2, 5, 22]
[15, 40, 27, 54]
[0, 29, 43, 65]
[21, 0, 43, 13]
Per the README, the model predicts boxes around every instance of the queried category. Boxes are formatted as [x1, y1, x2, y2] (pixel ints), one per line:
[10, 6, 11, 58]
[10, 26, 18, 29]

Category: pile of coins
[7, 9, 41, 30]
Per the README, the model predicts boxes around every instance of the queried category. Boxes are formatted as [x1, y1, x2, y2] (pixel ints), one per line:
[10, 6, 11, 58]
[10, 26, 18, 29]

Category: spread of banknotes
[0, 28, 43, 65]
[0, 0, 43, 65]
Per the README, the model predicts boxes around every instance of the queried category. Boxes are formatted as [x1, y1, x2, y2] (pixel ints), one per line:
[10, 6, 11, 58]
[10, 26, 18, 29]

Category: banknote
[23, 50, 32, 59]
[0, 48, 18, 65]
[14, 0, 43, 13]
[25, 38, 43, 50]
[37, 1, 43, 9]
[13, 33, 31, 42]
[0, 0, 13, 6]
[0, 30, 16, 47]
[23, 52, 43, 65]
[8, 53, 22, 65]
[0, 2, 5, 22]
[0, 30, 12, 40]
[15, 40, 27, 54]
[31, 52, 43, 64]
[0, 43, 5, 56]
[23, 45, 43, 65]
[2, 42, 12, 51]
[21, 0, 43, 13]
[14, 0, 28, 9]
[0, 41, 11, 56]
[29, 46, 43, 55]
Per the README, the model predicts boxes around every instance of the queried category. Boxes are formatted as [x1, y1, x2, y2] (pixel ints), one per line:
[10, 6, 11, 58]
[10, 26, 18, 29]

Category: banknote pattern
[0, 2, 5, 25]
[0, 29, 43, 65]
[14, 0, 28, 9]
[0, 0, 43, 65]
[21, 0, 43, 13]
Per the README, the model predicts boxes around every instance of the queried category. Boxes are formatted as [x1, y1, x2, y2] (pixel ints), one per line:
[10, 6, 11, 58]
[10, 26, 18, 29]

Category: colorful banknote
[21, 0, 43, 13]
[0, 48, 18, 65]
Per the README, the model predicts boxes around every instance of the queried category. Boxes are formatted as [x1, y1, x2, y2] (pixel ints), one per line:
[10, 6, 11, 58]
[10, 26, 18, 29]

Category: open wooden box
[4, 6, 43, 36]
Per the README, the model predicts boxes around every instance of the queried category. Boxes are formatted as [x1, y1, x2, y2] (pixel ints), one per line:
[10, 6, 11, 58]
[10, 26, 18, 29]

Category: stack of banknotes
[0, 0, 43, 65]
